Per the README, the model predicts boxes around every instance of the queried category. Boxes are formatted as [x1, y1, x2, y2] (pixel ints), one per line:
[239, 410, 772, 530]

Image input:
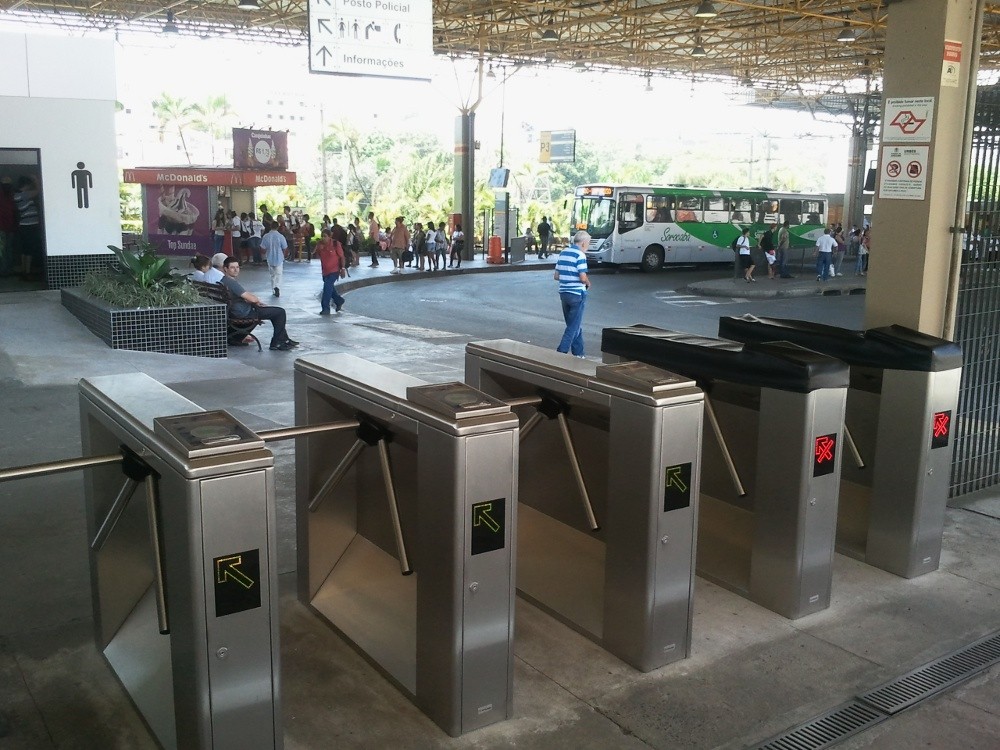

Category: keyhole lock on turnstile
[469, 582, 479, 593]
[216, 647, 228, 660]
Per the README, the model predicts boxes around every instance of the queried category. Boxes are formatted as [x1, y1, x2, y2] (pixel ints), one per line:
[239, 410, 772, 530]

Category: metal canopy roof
[1, 1, 998, 91]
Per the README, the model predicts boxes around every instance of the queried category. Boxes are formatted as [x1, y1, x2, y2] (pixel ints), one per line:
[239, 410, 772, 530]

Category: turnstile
[465, 339, 704, 671]
[294, 353, 519, 737]
[602, 325, 849, 619]
[79, 373, 281, 750]
[718, 315, 963, 578]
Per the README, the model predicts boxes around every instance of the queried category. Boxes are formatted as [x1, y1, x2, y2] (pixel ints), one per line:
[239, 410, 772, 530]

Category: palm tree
[192, 95, 237, 165]
[152, 93, 196, 164]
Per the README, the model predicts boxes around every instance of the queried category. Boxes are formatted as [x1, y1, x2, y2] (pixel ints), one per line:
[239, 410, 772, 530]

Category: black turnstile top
[601, 324, 849, 394]
[717, 315, 963, 372]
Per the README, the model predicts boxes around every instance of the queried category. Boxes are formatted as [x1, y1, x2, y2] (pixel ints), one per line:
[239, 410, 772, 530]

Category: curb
[337, 261, 556, 294]
[683, 281, 867, 300]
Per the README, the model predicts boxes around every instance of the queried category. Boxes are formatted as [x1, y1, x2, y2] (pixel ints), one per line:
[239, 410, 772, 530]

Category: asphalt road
[346, 266, 867, 353]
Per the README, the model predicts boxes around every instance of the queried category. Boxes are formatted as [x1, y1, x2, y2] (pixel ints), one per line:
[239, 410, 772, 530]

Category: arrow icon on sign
[216, 555, 255, 589]
[473, 502, 500, 533]
[665, 466, 688, 493]
[315, 46, 332, 64]
[317, 18, 332, 34]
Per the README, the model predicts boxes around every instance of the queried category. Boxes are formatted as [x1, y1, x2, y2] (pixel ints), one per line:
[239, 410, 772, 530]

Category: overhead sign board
[883, 97, 935, 143]
[540, 130, 576, 163]
[309, 0, 433, 81]
[233, 128, 288, 171]
[878, 145, 929, 201]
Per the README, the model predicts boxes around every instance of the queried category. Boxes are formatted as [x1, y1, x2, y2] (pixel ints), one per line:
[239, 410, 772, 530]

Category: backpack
[731, 235, 740, 252]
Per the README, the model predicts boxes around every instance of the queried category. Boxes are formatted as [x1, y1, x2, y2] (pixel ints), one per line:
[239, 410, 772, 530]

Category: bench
[192, 280, 263, 352]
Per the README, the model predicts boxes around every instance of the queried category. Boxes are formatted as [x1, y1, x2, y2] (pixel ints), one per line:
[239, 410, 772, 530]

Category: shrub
[82, 241, 201, 308]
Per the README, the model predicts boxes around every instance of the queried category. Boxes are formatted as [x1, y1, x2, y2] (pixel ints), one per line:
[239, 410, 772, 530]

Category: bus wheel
[640, 246, 664, 272]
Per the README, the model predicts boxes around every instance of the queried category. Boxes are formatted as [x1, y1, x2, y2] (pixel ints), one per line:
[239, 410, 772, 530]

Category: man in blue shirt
[554, 230, 592, 357]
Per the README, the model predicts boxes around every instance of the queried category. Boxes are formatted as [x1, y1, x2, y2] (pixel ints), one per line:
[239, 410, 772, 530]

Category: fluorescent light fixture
[694, 1, 718, 19]
[237, 0, 259, 10]
[163, 10, 179, 34]
[837, 23, 856, 42]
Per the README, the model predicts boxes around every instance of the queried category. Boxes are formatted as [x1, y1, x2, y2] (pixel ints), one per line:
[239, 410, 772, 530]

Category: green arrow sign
[471, 499, 506, 556]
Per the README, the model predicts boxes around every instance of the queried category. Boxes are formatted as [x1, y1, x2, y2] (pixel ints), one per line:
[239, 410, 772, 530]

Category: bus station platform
[0, 259, 998, 750]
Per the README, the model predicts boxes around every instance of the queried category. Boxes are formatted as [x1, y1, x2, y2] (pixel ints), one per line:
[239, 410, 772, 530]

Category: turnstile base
[835, 480, 871, 562]
[517, 504, 605, 641]
[697, 495, 752, 597]
[311, 534, 417, 695]
[103, 586, 176, 750]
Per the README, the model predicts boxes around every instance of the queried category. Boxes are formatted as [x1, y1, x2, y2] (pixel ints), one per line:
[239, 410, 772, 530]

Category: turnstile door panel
[200, 471, 278, 750]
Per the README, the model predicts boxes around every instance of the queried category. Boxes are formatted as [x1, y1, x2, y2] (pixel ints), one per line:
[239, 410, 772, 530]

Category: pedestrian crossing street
[653, 290, 743, 307]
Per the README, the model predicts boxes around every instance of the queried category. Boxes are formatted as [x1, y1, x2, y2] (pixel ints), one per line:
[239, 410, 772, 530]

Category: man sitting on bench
[220, 257, 299, 351]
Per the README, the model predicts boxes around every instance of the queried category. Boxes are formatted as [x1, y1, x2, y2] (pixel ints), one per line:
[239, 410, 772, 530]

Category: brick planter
[61, 287, 228, 358]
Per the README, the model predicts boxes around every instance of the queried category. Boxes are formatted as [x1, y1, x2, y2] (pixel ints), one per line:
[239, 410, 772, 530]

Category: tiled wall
[62, 288, 228, 358]
[47, 254, 114, 289]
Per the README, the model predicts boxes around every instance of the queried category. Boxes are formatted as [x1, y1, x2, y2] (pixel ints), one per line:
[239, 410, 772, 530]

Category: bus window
[646, 195, 673, 223]
[704, 196, 728, 223]
[758, 199, 779, 224]
[780, 199, 802, 226]
[675, 196, 702, 223]
[618, 193, 644, 233]
[728, 197, 753, 223]
[803, 199, 825, 225]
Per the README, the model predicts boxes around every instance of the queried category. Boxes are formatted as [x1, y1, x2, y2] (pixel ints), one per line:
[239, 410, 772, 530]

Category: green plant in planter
[83, 241, 201, 308]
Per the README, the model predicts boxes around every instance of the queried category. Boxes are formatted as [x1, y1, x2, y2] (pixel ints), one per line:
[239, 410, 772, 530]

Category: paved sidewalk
[686, 270, 868, 299]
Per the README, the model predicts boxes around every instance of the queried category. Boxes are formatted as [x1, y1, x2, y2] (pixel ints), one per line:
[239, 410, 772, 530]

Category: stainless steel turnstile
[294, 353, 519, 737]
[602, 325, 849, 619]
[718, 315, 963, 578]
[465, 340, 704, 671]
[79, 373, 281, 750]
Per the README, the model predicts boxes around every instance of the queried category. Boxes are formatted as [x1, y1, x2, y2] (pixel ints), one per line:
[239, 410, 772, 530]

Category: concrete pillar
[844, 133, 866, 231]
[865, 0, 979, 335]
[454, 113, 476, 260]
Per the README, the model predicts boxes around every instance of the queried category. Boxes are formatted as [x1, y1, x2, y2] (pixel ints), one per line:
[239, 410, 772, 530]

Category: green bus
[571, 184, 829, 271]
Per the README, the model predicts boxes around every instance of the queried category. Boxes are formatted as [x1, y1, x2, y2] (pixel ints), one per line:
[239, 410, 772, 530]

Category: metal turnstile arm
[518, 411, 545, 444]
[556, 413, 601, 532]
[257, 418, 360, 443]
[143, 475, 170, 635]
[0, 452, 123, 483]
[376, 439, 412, 576]
[90, 477, 140, 551]
[704, 396, 747, 497]
[308, 438, 367, 512]
[844, 424, 865, 469]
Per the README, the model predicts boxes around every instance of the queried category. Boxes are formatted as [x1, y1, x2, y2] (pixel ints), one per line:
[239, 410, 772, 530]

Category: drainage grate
[859, 631, 1000, 715]
[752, 701, 886, 750]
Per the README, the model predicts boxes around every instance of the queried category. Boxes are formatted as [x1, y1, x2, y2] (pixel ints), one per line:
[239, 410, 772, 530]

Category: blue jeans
[213, 234, 224, 252]
[557, 290, 587, 356]
[321, 273, 345, 312]
[816, 252, 833, 279]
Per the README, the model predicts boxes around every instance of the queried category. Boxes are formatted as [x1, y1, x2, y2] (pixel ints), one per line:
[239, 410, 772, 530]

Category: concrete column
[844, 133, 865, 231]
[454, 113, 476, 260]
[865, 0, 979, 335]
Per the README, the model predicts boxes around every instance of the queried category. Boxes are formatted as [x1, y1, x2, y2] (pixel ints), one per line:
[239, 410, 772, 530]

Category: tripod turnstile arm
[308, 438, 367, 512]
[844, 424, 865, 469]
[518, 411, 545, 444]
[377, 439, 412, 576]
[257, 419, 361, 443]
[704, 396, 747, 498]
[556, 413, 601, 532]
[0, 453, 123, 483]
[90, 477, 140, 551]
[144, 475, 170, 635]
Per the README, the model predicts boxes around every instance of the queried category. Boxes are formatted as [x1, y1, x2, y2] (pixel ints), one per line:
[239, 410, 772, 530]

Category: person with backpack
[412, 222, 427, 270]
[735, 227, 754, 282]
[449, 223, 465, 268]
[315, 229, 347, 314]
[760, 223, 776, 279]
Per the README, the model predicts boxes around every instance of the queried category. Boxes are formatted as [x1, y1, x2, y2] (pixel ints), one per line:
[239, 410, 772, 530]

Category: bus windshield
[572, 196, 615, 239]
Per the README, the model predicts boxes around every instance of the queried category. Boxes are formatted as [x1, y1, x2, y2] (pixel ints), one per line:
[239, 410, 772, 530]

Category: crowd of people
[737, 220, 871, 282]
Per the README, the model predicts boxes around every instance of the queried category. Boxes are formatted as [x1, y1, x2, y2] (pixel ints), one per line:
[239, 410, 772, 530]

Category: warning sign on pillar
[942, 40, 962, 88]
[879, 145, 929, 201]
[883, 97, 934, 143]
